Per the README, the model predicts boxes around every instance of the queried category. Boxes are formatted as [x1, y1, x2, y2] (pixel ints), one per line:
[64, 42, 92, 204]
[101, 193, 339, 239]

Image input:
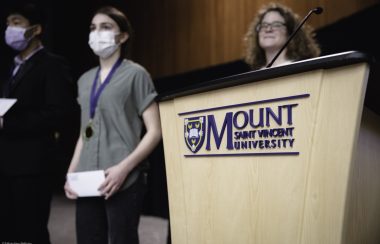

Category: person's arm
[64, 135, 84, 199]
[99, 101, 162, 199]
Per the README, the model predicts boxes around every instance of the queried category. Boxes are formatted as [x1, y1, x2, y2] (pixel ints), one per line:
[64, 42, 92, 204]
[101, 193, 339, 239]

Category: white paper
[67, 170, 105, 197]
[0, 98, 17, 116]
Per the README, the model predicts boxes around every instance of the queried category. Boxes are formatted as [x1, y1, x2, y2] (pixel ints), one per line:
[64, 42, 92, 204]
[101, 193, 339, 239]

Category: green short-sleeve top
[76, 59, 157, 189]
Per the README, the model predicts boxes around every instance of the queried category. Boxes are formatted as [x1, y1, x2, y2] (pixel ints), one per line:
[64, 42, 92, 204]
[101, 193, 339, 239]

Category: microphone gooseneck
[266, 7, 324, 68]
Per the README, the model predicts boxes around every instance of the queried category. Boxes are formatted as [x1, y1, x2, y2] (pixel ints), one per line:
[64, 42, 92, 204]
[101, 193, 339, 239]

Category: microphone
[266, 7, 324, 68]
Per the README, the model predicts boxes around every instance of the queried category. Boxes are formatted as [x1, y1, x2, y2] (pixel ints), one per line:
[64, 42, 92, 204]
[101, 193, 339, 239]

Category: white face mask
[5, 26, 32, 51]
[88, 30, 120, 59]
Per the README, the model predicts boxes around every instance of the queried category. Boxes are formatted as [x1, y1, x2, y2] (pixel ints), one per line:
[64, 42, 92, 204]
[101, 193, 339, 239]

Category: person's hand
[99, 164, 129, 200]
[64, 180, 78, 199]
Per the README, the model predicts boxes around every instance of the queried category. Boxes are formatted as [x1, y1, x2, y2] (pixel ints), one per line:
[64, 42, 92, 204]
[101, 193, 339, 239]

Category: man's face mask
[5, 26, 34, 51]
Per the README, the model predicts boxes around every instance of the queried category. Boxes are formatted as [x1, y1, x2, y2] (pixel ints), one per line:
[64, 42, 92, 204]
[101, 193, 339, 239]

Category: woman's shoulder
[120, 59, 150, 76]
[78, 66, 98, 83]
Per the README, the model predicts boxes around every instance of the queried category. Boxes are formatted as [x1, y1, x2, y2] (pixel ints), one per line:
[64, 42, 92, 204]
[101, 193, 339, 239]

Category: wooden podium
[157, 51, 380, 244]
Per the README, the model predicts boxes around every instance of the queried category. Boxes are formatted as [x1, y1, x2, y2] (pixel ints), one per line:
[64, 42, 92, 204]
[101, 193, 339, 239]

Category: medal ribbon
[89, 58, 123, 120]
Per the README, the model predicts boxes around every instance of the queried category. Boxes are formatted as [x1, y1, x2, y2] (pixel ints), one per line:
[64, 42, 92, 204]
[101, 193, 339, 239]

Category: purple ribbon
[89, 58, 123, 120]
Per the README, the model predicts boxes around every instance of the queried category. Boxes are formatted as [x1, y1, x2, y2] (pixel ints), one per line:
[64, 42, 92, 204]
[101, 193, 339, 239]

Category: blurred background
[1, 0, 379, 225]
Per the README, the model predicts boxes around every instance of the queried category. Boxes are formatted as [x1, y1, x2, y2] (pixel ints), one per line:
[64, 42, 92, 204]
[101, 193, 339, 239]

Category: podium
[157, 51, 380, 244]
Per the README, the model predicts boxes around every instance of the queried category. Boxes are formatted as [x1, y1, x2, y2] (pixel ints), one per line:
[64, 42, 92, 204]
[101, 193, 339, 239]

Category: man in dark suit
[0, 3, 77, 243]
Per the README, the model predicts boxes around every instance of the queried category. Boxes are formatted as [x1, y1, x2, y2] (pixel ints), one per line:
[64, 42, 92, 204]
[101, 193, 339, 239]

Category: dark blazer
[0, 49, 78, 175]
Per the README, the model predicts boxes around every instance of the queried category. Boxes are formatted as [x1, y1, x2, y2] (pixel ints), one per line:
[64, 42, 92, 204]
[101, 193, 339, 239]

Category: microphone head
[313, 7, 323, 14]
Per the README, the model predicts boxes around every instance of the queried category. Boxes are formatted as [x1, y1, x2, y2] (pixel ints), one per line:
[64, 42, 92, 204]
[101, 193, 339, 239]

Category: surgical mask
[5, 26, 32, 51]
[88, 30, 120, 59]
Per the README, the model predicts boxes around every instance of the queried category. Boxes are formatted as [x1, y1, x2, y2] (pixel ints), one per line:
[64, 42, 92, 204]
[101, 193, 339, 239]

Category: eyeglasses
[256, 21, 286, 32]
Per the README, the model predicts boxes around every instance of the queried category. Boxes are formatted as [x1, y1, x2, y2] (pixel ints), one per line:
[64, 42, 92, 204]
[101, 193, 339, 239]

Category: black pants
[0, 174, 53, 244]
[76, 173, 147, 244]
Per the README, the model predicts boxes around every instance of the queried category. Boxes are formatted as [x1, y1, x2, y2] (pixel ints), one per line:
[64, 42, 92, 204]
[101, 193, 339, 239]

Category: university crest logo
[184, 116, 206, 153]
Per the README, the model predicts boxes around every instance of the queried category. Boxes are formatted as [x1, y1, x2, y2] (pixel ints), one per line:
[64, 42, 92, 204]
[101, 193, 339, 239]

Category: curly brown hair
[244, 2, 321, 69]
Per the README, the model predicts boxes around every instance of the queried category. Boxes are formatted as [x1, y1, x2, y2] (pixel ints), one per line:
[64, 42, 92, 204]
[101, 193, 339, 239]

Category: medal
[83, 121, 93, 140]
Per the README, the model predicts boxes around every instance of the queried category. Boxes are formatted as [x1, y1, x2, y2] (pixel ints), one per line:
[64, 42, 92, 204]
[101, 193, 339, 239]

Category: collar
[14, 45, 44, 65]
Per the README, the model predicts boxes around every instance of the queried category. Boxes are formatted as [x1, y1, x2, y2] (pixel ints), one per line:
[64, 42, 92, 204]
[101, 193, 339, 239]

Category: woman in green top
[64, 6, 162, 244]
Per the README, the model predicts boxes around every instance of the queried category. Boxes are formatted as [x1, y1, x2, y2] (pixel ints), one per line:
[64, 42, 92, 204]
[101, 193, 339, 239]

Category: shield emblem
[184, 116, 205, 153]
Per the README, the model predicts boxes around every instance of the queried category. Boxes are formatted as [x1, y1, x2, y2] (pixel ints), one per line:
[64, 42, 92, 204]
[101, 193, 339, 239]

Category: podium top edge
[157, 51, 371, 102]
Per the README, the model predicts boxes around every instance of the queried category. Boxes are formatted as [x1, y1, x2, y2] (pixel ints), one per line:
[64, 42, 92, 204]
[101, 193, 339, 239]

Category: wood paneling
[125, 0, 379, 78]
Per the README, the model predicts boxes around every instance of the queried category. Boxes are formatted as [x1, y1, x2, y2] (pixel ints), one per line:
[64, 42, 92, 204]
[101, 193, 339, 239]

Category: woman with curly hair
[244, 2, 321, 70]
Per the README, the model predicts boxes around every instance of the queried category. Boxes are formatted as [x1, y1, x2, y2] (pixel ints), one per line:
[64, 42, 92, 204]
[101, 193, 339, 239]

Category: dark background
[1, 0, 379, 219]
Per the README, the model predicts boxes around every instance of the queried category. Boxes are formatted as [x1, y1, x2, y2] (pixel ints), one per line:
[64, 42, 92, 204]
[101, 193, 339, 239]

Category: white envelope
[67, 170, 105, 197]
[0, 98, 17, 116]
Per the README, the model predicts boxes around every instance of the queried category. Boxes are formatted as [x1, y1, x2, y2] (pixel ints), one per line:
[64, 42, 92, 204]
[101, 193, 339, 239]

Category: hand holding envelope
[67, 170, 106, 197]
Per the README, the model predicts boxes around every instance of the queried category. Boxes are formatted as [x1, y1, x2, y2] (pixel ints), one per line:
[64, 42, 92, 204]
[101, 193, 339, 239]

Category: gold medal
[83, 120, 93, 140]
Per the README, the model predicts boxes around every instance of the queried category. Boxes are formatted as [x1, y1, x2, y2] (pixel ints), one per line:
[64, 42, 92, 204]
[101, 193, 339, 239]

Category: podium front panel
[159, 63, 371, 244]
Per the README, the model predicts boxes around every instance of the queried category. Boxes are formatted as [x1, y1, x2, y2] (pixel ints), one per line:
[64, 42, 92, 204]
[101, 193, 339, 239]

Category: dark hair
[94, 6, 134, 58]
[244, 2, 321, 69]
[7, 2, 46, 27]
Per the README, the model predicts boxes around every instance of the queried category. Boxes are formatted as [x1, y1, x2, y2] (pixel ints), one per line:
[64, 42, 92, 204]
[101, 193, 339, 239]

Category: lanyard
[89, 58, 123, 120]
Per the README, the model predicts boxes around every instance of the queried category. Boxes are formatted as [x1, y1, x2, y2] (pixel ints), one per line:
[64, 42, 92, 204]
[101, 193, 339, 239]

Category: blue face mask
[5, 26, 32, 51]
